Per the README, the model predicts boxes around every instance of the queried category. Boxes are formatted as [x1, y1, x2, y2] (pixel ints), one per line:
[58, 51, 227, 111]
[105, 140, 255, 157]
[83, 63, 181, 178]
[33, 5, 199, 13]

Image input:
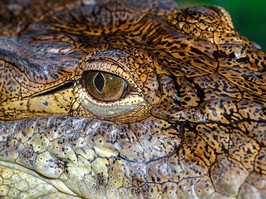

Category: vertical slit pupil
[94, 72, 105, 93]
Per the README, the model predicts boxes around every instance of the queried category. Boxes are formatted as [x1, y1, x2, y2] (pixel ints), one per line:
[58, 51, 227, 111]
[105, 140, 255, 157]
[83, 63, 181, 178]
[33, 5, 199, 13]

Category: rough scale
[0, 0, 265, 198]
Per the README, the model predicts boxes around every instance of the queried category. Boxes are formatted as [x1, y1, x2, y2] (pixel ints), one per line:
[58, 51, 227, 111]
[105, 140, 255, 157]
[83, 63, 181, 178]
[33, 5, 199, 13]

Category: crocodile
[0, 0, 265, 198]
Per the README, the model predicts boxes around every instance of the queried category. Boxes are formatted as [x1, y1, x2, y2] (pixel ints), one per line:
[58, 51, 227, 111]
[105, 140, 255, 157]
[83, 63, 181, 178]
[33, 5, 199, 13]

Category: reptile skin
[0, 0, 265, 198]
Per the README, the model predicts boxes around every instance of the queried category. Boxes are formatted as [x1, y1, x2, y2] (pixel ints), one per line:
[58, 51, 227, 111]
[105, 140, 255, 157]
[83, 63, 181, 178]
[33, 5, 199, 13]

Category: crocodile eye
[83, 71, 128, 101]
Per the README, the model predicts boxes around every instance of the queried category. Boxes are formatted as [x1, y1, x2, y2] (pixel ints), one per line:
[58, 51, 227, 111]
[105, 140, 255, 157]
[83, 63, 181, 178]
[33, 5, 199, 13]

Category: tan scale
[0, 0, 265, 199]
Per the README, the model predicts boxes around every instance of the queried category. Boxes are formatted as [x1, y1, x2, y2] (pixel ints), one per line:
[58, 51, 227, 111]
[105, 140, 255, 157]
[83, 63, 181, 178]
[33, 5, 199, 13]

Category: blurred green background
[176, 0, 266, 51]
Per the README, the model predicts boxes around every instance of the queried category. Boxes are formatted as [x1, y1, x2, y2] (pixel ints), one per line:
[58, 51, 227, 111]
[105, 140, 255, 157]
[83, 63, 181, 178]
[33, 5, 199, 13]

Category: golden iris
[83, 71, 128, 101]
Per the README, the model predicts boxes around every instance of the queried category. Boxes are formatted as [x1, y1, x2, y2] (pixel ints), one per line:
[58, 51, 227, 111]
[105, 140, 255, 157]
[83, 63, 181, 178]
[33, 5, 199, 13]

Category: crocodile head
[0, 0, 265, 198]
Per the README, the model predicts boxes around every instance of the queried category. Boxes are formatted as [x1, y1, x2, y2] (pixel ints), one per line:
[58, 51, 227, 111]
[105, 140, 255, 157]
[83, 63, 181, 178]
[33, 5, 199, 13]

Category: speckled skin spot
[0, 0, 265, 198]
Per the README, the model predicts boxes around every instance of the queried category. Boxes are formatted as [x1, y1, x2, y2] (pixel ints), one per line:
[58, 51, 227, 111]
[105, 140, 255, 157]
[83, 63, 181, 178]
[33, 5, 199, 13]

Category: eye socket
[82, 71, 129, 102]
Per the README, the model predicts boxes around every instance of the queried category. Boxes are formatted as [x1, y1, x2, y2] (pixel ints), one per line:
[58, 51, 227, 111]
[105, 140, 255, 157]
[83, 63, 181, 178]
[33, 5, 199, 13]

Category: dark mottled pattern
[0, 0, 265, 198]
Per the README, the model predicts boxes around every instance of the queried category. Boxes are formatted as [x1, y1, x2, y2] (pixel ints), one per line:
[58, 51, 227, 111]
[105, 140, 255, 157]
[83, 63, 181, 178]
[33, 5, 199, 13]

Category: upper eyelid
[82, 59, 132, 79]
[80, 51, 143, 92]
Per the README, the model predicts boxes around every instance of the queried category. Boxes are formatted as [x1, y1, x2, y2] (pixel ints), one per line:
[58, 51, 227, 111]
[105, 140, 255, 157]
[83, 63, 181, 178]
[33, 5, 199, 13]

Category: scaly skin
[0, 0, 265, 198]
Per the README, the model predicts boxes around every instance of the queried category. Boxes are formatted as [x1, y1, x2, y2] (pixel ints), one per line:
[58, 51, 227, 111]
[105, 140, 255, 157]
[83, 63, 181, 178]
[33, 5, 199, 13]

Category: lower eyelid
[81, 92, 148, 117]
[84, 100, 145, 117]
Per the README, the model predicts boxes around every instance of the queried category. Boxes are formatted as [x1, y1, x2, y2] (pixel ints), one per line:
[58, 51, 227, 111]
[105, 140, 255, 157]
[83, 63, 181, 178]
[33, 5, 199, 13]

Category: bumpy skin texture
[0, 0, 266, 198]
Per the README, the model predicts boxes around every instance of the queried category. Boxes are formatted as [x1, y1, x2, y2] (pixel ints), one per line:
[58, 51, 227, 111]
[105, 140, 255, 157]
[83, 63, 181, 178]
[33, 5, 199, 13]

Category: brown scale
[0, 0, 265, 198]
